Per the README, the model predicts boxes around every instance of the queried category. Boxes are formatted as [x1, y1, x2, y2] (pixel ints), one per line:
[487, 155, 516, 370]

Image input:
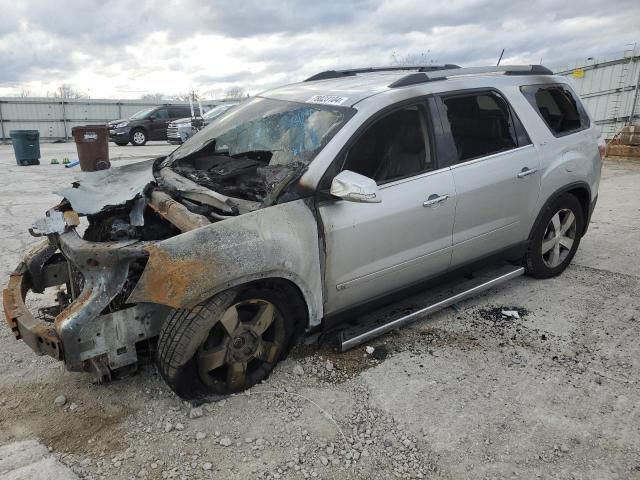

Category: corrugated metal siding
[555, 53, 640, 139]
[0, 99, 226, 142]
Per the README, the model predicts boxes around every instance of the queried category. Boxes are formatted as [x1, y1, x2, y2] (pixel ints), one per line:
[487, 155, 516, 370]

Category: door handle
[423, 194, 449, 207]
[517, 167, 538, 178]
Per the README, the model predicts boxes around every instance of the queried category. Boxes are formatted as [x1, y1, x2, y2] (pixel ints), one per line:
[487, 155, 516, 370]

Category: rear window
[520, 84, 589, 136]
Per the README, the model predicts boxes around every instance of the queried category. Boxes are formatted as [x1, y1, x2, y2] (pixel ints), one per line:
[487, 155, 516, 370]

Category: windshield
[166, 96, 354, 167]
[130, 107, 156, 120]
[203, 104, 235, 120]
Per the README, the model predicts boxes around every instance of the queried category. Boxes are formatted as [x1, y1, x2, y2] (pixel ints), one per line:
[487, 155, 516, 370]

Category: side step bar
[339, 264, 525, 352]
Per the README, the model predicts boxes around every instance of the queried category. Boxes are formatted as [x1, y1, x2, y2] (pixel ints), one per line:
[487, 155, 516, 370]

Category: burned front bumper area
[3, 232, 169, 381]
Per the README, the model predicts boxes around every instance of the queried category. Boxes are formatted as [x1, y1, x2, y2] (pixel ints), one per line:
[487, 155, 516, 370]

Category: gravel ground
[0, 143, 638, 480]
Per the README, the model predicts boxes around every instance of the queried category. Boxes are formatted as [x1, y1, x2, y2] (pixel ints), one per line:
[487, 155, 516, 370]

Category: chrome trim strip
[449, 145, 535, 169]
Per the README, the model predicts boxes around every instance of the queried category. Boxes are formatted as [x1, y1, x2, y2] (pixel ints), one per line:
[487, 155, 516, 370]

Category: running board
[339, 263, 525, 352]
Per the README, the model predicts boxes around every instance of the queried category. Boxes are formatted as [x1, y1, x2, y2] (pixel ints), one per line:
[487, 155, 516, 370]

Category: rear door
[149, 107, 170, 140]
[318, 102, 456, 315]
[434, 90, 541, 266]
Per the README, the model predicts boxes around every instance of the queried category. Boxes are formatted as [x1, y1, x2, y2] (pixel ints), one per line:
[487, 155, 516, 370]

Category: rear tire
[156, 286, 297, 399]
[524, 194, 584, 279]
[130, 129, 147, 146]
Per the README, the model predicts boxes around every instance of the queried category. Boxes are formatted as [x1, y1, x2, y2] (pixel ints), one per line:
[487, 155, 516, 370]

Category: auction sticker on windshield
[307, 95, 348, 106]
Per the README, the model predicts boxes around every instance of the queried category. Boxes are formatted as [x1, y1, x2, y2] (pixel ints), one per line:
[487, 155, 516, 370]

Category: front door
[318, 103, 456, 315]
[435, 90, 541, 266]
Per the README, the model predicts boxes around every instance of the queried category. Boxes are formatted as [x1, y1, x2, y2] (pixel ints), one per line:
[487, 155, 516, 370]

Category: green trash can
[9, 130, 41, 166]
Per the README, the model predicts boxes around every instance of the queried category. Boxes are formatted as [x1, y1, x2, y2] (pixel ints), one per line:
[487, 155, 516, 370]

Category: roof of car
[260, 65, 561, 108]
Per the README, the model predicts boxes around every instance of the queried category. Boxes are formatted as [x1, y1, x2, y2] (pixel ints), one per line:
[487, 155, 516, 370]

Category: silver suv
[4, 65, 602, 398]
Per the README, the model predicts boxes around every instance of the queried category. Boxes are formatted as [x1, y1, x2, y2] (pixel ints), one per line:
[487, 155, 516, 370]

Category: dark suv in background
[108, 105, 198, 146]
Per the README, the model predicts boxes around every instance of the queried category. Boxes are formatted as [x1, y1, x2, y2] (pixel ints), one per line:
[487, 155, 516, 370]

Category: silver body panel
[319, 169, 456, 315]
[449, 145, 541, 266]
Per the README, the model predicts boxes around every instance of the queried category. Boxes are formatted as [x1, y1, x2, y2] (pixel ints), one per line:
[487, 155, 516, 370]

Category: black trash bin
[72, 125, 110, 172]
[9, 130, 41, 166]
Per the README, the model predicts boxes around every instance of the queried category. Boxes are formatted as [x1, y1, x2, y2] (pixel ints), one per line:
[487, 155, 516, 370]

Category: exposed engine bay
[76, 150, 305, 245]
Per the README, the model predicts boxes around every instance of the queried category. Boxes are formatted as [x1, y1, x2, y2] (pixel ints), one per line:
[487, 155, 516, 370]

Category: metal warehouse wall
[554, 49, 640, 139]
[0, 98, 228, 142]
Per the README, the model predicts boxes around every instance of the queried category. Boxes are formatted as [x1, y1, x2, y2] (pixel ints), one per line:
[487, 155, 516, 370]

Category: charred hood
[51, 151, 306, 242]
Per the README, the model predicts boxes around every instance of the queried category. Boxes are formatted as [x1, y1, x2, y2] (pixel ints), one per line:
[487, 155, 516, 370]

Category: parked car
[109, 105, 199, 146]
[4, 64, 603, 399]
[167, 103, 239, 145]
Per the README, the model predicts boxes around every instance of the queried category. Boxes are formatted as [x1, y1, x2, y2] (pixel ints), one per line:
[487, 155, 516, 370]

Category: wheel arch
[233, 277, 310, 333]
[529, 182, 591, 240]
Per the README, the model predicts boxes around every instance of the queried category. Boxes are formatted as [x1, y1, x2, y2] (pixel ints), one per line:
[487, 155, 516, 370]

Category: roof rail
[388, 64, 553, 88]
[304, 64, 461, 82]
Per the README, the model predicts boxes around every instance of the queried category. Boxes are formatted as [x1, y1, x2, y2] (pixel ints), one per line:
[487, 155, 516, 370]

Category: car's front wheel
[524, 194, 584, 278]
[130, 129, 147, 146]
[156, 286, 296, 399]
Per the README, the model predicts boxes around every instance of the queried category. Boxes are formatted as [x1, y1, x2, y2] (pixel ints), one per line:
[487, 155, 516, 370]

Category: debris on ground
[475, 305, 530, 324]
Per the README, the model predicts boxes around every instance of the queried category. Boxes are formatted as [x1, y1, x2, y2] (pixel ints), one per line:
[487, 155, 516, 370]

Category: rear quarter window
[520, 84, 590, 137]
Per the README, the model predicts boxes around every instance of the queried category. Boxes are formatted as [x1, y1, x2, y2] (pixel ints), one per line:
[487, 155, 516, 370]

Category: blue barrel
[9, 130, 41, 166]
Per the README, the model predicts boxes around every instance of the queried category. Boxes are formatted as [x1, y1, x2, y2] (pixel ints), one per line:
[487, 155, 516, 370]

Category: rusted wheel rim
[197, 299, 284, 390]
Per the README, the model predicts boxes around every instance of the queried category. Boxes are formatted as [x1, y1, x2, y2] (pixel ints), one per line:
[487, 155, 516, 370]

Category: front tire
[156, 286, 296, 399]
[524, 194, 584, 279]
[130, 129, 147, 146]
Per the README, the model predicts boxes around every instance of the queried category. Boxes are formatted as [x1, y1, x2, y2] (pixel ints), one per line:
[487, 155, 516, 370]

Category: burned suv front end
[2, 159, 179, 381]
[4, 222, 165, 380]
[3, 96, 351, 383]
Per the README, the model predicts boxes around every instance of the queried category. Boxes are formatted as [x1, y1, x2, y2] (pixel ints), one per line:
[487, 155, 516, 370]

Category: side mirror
[330, 170, 381, 203]
[149, 115, 156, 122]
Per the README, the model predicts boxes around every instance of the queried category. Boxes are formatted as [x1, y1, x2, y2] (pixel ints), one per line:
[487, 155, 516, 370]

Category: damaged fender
[128, 199, 324, 327]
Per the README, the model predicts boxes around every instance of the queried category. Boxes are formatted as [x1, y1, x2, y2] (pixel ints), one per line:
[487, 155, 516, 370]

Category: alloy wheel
[541, 208, 577, 268]
[197, 299, 284, 391]
[132, 131, 146, 145]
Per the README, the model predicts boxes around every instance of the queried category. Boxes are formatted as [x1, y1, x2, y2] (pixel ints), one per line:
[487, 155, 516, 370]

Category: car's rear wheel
[524, 194, 584, 278]
[130, 129, 147, 146]
[156, 286, 296, 399]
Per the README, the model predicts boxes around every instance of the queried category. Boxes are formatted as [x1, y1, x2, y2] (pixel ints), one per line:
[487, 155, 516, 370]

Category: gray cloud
[0, 0, 638, 96]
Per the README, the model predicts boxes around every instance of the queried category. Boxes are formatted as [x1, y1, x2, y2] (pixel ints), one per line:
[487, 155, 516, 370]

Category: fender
[127, 199, 324, 328]
[528, 181, 592, 240]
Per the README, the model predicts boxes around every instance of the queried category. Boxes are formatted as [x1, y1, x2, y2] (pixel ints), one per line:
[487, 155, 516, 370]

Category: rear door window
[520, 84, 589, 136]
[440, 91, 526, 162]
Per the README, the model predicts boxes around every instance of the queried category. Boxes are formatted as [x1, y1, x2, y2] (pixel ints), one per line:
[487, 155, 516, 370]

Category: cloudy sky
[0, 0, 639, 99]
